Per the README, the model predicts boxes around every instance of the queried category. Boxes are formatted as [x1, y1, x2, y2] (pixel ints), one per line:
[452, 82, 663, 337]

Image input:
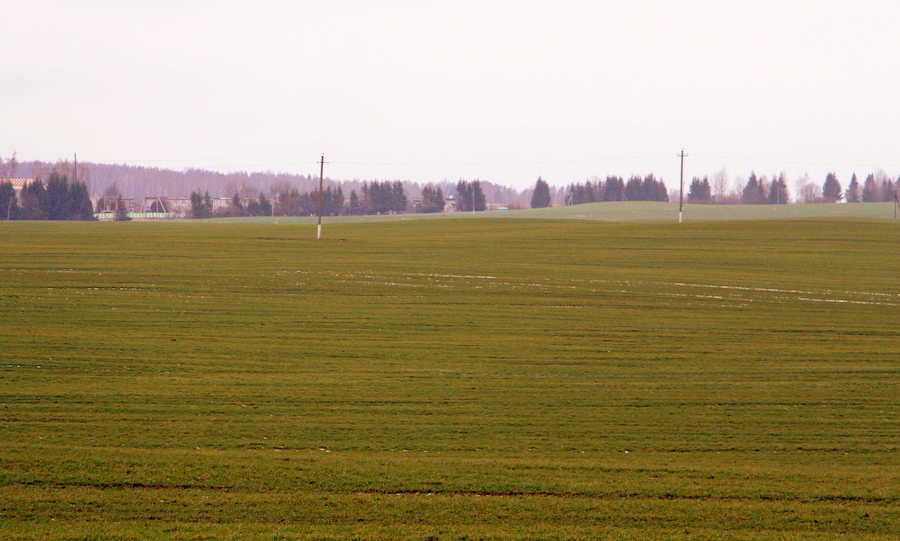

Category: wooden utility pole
[678, 149, 687, 223]
[317, 155, 325, 240]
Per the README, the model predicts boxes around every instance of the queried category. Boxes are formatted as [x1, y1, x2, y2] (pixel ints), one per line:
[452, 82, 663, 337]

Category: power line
[327, 153, 673, 167]
[690, 151, 900, 170]
[113, 152, 676, 171]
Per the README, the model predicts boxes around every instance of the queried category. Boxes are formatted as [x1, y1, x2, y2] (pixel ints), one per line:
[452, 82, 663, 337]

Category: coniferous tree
[587, 178, 602, 202]
[259, 192, 272, 216]
[845, 173, 860, 203]
[565, 183, 579, 206]
[391, 181, 407, 213]
[69, 181, 95, 220]
[882, 176, 898, 202]
[642, 173, 668, 202]
[687, 176, 712, 203]
[1, 180, 17, 220]
[420, 184, 445, 213]
[472, 180, 486, 211]
[46, 172, 71, 219]
[189, 190, 213, 218]
[246, 192, 272, 216]
[767, 173, 789, 205]
[356, 180, 404, 215]
[190, 191, 203, 218]
[453, 179, 485, 211]
[322, 186, 345, 216]
[231, 193, 245, 216]
[349, 190, 360, 215]
[566, 182, 586, 205]
[822, 172, 843, 203]
[742, 172, 766, 204]
[115, 195, 131, 221]
[456, 180, 472, 212]
[276, 187, 302, 216]
[604, 176, 624, 201]
[623, 174, 666, 202]
[373, 182, 388, 214]
[861, 173, 880, 202]
[623, 175, 642, 201]
[20, 179, 46, 219]
[567, 179, 601, 205]
[530, 177, 551, 208]
[203, 191, 214, 217]
[297, 191, 315, 215]
[359, 183, 373, 215]
[369, 181, 386, 214]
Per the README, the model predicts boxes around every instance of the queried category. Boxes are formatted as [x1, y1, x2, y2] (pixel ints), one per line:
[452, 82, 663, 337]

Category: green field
[201, 201, 900, 224]
[1, 211, 899, 540]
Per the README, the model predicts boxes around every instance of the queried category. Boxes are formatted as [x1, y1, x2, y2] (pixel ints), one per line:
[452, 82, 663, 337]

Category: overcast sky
[4, 1, 900, 192]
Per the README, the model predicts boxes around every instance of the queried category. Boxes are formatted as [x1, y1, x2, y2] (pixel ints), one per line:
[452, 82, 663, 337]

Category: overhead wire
[106, 150, 900, 176]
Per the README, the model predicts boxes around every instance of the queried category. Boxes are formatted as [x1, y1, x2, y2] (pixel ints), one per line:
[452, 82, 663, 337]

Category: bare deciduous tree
[712, 167, 729, 203]
[97, 183, 122, 212]
[0, 152, 18, 178]
[795, 174, 822, 204]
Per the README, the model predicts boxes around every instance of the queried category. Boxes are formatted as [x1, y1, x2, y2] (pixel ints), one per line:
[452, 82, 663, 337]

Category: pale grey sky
[3, 1, 899, 191]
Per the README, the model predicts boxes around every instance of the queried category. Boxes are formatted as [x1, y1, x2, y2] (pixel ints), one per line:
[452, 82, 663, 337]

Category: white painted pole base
[678, 211, 683, 224]
[317, 224, 322, 240]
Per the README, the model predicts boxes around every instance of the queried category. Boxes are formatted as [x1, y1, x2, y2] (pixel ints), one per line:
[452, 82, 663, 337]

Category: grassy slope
[0, 218, 899, 540]
[199, 201, 900, 224]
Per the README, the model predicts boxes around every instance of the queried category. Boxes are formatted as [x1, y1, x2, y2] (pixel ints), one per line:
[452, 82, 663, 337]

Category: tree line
[1, 173, 94, 221]
[563, 174, 669, 205]
[6, 154, 899, 216]
[3, 157, 528, 208]
[683, 170, 899, 205]
[3, 154, 537, 212]
[686, 172, 790, 205]
[189, 180, 413, 218]
[190, 179, 509, 218]
[561, 169, 900, 207]
[454, 180, 486, 212]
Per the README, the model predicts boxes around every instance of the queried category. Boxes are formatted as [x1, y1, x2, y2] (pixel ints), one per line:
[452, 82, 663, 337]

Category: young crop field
[204, 201, 900, 224]
[1, 217, 899, 540]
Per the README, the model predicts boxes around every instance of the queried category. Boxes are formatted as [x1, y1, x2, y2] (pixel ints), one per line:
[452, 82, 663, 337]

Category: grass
[1, 213, 899, 539]
[199, 200, 900, 224]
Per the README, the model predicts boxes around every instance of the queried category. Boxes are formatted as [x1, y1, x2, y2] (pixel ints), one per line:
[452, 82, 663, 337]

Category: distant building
[3, 178, 37, 203]
[411, 197, 449, 213]
[91, 195, 136, 213]
[211, 198, 231, 214]
[166, 197, 191, 217]
[142, 196, 192, 218]
[90, 195, 137, 220]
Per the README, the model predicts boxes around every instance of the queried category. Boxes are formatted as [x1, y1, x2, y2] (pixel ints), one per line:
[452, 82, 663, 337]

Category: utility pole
[74, 153, 77, 183]
[678, 149, 688, 223]
[317, 154, 325, 240]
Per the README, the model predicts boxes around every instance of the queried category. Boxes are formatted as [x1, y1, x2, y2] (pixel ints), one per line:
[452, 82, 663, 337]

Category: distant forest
[0, 156, 535, 209]
[5, 155, 897, 216]
[566, 170, 900, 205]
